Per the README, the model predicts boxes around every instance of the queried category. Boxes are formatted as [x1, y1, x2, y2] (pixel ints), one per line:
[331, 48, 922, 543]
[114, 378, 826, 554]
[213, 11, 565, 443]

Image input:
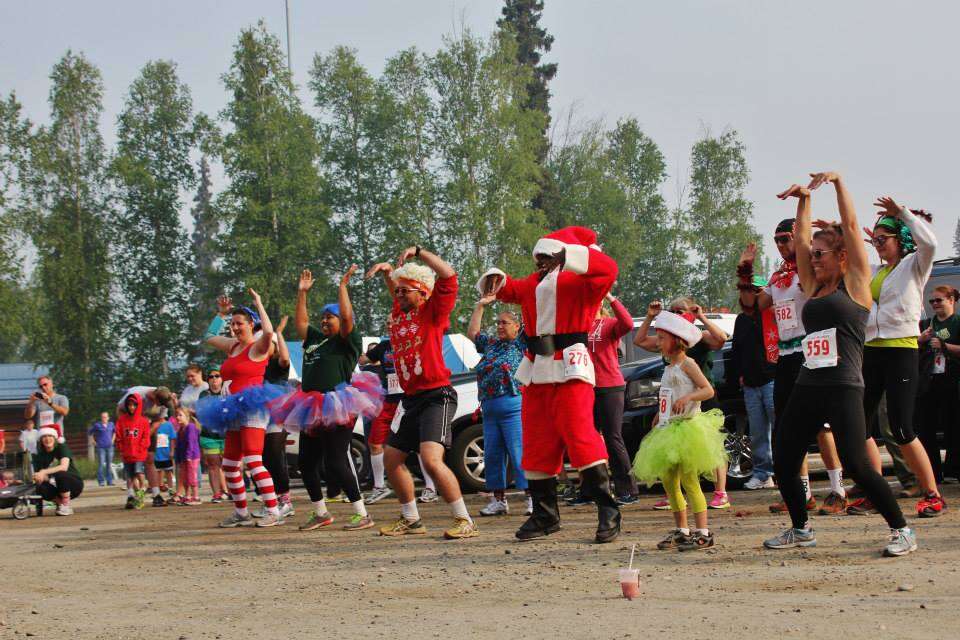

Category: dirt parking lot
[2, 479, 959, 640]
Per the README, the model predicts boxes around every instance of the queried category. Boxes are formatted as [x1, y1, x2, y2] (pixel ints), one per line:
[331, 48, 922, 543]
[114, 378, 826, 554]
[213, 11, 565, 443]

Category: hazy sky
[3, 1, 959, 262]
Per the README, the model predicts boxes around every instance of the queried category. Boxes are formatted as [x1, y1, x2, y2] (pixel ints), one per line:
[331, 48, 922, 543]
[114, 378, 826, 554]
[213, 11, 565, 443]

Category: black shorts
[387, 386, 458, 453]
[154, 459, 173, 470]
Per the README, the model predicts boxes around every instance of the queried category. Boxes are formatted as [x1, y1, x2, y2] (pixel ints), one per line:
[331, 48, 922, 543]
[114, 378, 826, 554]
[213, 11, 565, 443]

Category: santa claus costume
[479, 226, 621, 543]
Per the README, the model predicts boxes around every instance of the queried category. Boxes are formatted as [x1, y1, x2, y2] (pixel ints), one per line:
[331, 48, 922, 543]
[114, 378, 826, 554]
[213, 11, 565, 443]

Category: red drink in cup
[619, 568, 641, 600]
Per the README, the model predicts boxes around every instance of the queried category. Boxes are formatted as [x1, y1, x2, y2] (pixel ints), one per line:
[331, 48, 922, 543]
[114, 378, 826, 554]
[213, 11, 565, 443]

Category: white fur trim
[391, 263, 436, 292]
[38, 427, 58, 440]
[652, 311, 702, 348]
[476, 268, 507, 296]
[562, 244, 589, 275]
[515, 351, 596, 386]
[588, 244, 601, 251]
[533, 238, 565, 257]
[534, 268, 558, 336]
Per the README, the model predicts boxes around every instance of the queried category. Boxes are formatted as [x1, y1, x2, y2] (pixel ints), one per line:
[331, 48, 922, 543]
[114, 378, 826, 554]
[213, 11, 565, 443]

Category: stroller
[0, 482, 44, 520]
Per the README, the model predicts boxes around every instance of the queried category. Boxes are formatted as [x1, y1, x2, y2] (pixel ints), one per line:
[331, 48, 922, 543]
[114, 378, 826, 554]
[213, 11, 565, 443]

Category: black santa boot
[579, 464, 621, 543]
[515, 477, 561, 541]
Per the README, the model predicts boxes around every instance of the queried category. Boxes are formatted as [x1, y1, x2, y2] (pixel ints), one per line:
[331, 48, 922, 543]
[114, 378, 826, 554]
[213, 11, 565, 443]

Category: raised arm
[633, 300, 662, 352]
[248, 289, 274, 359]
[338, 265, 357, 339]
[608, 293, 634, 339]
[736, 243, 773, 311]
[691, 303, 728, 350]
[365, 262, 396, 298]
[275, 315, 291, 369]
[204, 295, 236, 354]
[295, 269, 313, 341]
[778, 184, 816, 295]
[398, 246, 455, 279]
[467, 295, 496, 342]
[876, 198, 937, 277]
[809, 172, 871, 307]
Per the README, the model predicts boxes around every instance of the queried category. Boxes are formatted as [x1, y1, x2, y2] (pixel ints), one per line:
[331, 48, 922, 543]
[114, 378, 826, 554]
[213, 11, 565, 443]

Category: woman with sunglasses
[917, 286, 960, 483]
[764, 172, 914, 557]
[852, 199, 945, 518]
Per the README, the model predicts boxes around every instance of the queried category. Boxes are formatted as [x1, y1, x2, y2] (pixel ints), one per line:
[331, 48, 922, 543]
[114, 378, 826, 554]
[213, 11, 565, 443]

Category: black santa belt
[526, 332, 588, 357]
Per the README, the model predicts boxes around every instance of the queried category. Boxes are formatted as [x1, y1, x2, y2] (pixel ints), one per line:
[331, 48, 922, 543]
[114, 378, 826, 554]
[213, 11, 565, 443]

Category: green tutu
[631, 409, 728, 486]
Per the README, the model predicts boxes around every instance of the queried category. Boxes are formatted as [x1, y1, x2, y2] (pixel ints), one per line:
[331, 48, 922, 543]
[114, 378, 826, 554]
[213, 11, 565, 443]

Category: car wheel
[724, 432, 753, 490]
[449, 422, 485, 493]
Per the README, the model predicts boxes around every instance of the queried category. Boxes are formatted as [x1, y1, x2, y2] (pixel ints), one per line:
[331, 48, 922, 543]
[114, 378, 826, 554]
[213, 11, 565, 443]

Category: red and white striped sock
[223, 458, 248, 514]
[244, 454, 279, 515]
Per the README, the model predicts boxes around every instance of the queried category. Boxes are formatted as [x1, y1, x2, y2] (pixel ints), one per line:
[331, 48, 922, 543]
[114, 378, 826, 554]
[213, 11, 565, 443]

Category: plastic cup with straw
[619, 543, 641, 600]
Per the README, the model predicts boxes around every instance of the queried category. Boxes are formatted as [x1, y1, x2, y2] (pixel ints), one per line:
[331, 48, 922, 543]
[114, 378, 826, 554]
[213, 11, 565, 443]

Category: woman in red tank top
[200, 289, 282, 528]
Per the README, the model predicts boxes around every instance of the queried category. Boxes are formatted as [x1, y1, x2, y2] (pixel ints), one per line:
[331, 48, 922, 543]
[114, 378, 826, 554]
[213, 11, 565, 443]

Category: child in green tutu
[632, 310, 728, 551]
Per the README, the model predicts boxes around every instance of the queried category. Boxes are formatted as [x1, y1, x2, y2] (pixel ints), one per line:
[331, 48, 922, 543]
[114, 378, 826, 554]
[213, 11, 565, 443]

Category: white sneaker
[256, 512, 284, 528]
[219, 511, 256, 528]
[251, 506, 268, 518]
[279, 501, 295, 519]
[55, 504, 74, 516]
[479, 497, 509, 517]
[364, 486, 394, 505]
[418, 488, 438, 503]
[525, 496, 533, 516]
[744, 476, 776, 490]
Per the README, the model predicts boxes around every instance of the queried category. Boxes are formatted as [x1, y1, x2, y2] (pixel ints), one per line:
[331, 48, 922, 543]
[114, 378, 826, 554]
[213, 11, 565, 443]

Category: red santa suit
[478, 227, 617, 476]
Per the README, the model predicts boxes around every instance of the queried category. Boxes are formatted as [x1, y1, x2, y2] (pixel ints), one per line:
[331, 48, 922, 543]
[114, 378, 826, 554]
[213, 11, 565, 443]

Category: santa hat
[653, 310, 702, 348]
[532, 226, 600, 275]
[38, 427, 59, 440]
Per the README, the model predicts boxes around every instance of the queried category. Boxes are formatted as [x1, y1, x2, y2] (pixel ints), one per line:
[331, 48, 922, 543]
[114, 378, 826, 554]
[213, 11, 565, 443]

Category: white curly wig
[391, 262, 437, 292]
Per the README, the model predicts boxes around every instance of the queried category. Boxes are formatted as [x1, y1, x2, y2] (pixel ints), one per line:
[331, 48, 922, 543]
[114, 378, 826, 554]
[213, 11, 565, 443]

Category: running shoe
[218, 511, 255, 528]
[566, 493, 594, 507]
[525, 496, 533, 516]
[652, 497, 671, 510]
[124, 496, 136, 510]
[152, 495, 167, 508]
[251, 506, 268, 519]
[769, 496, 816, 513]
[278, 501, 295, 519]
[616, 494, 640, 506]
[678, 531, 715, 551]
[846, 497, 878, 516]
[657, 529, 691, 550]
[917, 492, 946, 518]
[186, 498, 202, 506]
[479, 498, 509, 517]
[364, 486, 394, 505]
[299, 512, 335, 531]
[55, 504, 73, 516]
[251, 493, 263, 503]
[443, 517, 479, 539]
[708, 491, 730, 509]
[379, 517, 427, 536]
[817, 492, 847, 515]
[560, 484, 578, 502]
[763, 527, 817, 549]
[883, 527, 918, 557]
[418, 488, 439, 503]
[210, 493, 225, 504]
[256, 512, 283, 527]
[343, 514, 375, 531]
[744, 476, 776, 490]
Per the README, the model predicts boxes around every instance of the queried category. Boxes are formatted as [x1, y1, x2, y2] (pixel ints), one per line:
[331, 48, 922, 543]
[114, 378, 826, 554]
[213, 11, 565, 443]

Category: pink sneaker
[708, 491, 730, 509]
[652, 496, 670, 510]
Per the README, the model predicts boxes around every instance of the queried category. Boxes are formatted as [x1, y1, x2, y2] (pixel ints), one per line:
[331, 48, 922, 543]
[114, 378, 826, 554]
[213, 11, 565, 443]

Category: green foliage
[186, 156, 224, 360]
[111, 60, 196, 383]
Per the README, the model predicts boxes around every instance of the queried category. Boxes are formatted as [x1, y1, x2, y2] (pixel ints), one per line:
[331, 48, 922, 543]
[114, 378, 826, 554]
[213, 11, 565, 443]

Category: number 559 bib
[802, 328, 838, 369]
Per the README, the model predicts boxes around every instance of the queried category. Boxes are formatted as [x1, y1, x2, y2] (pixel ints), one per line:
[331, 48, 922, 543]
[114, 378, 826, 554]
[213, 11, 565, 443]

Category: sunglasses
[773, 234, 792, 245]
[394, 287, 421, 296]
[929, 298, 946, 305]
[810, 249, 836, 260]
[208, 373, 221, 379]
[870, 235, 895, 248]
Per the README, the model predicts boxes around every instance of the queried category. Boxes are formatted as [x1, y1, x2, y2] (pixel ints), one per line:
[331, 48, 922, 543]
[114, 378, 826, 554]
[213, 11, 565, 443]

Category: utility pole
[284, 0, 292, 74]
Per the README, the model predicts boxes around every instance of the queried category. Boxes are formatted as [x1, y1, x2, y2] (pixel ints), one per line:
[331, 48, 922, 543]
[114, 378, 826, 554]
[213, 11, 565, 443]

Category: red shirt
[115, 393, 150, 463]
[389, 275, 458, 395]
[587, 298, 634, 388]
[220, 342, 267, 393]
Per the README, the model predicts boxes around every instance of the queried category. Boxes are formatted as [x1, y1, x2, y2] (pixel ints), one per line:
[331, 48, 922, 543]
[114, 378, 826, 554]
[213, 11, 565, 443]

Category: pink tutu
[268, 372, 384, 432]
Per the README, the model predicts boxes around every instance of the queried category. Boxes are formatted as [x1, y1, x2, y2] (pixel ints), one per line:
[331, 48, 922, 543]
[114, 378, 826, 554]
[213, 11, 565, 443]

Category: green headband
[875, 216, 915, 254]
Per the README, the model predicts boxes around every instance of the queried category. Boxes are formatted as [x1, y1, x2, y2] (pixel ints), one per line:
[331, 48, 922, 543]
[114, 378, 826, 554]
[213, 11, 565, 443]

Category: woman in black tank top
[762, 172, 914, 558]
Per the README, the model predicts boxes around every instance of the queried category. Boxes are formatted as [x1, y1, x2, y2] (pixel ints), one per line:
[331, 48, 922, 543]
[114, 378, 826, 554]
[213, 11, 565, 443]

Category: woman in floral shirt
[467, 293, 529, 517]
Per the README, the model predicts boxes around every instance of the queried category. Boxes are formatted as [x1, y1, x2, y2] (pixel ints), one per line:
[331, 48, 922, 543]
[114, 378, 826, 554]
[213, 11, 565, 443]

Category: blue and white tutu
[195, 382, 288, 435]
[268, 372, 384, 432]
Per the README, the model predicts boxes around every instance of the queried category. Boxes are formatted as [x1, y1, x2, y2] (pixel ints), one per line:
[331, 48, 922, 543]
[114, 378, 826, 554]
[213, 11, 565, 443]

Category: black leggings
[38, 472, 84, 501]
[298, 428, 361, 503]
[262, 430, 290, 495]
[772, 352, 803, 449]
[863, 346, 919, 445]
[917, 375, 959, 482]
[593, 389, 637, 496]
[775, 384, 906, 530]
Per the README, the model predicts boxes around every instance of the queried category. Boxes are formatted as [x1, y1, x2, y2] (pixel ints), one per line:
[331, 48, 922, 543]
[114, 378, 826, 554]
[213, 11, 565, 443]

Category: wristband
[736, 282, 760, 292]
[415, 245, 422, 258]
[204, 314, 227, 342]
[736, 262, 753, 279]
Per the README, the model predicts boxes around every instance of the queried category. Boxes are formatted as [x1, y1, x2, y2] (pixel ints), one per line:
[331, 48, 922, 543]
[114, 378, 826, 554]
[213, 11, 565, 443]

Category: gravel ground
[2, 479, 958, 639]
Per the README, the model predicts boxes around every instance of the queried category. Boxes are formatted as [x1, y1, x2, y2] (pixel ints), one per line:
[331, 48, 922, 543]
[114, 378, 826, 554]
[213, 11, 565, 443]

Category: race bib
[933, 352, 946, 375]
[386, 372, 402, 395]
[38, 410, 54, 426]
[156, 433, 169, 448]
[562, 343, 591, 380]
[657, 388, 673, 426]
[802, 328, 838, 369]
[774, 298, 799, 331]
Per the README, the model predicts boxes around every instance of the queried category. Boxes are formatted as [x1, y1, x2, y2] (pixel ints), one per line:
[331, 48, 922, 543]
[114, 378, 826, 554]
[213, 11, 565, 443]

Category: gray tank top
[796, 280, 868, 388]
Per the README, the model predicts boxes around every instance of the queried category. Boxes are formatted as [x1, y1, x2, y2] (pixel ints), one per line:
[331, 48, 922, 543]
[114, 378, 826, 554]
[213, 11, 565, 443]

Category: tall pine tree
[21, 51, 115, 427]
[187, 156, 223, 358]
[112, 60, 195, 382]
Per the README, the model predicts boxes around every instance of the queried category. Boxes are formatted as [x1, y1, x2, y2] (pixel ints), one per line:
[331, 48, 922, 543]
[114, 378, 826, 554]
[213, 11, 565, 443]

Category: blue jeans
[481, 394, 526, 491]
[744, 382, 775, 480]
[96, 446, 115, 485]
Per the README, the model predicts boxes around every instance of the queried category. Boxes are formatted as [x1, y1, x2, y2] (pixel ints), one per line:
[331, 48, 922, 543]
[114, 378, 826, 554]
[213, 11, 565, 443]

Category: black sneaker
[124, 496, 136, 510]
[616, 494, 639, 506]
[656, 528, 691, 550]
[678, 531, 715, 551]
[152, 495, 167, 507]
[565, 493, 594, 507]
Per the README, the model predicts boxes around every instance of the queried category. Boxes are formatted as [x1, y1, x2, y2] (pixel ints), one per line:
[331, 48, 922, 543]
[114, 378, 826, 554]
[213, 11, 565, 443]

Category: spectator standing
[24, 375, 69, 441]
[917, 285, 960, 482]
[728, 285, 777, 489]
[180, 364, 209, 411]
[198, 368, 228, 502]
[116, 393, 150, 509]
[152, 417, 176, 506]
[88, 412, 116, 486]
[174, 407, 202, 505]
[19, 420, 38, 477]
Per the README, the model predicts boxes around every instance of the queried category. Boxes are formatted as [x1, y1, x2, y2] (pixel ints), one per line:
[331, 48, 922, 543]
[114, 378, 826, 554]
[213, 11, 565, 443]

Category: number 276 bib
[802, 328, 838, 369]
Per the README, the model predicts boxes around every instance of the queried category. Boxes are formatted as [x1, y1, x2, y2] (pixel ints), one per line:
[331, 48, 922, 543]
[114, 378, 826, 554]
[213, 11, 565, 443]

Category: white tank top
[660, 362, 701, 419]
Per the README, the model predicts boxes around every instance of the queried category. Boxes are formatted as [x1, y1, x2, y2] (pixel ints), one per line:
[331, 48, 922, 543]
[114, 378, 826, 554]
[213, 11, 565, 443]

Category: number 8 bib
[802, 328, 838, 369]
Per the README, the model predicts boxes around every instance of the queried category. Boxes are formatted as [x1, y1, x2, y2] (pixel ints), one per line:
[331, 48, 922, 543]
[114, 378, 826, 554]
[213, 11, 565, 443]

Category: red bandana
[768, 260, 799, 291]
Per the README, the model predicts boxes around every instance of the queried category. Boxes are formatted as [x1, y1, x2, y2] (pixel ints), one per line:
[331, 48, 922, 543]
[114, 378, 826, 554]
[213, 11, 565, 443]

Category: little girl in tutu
[632, 310, 728, 551]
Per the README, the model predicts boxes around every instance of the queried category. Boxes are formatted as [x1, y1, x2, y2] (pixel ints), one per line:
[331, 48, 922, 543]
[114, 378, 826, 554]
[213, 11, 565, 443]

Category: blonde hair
[668, 296, 694, 312]
[391, 263, 436, 292]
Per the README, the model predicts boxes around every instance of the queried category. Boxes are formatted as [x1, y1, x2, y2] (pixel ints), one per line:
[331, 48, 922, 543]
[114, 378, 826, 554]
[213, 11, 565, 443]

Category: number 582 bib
[802, 328, 838, 369]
